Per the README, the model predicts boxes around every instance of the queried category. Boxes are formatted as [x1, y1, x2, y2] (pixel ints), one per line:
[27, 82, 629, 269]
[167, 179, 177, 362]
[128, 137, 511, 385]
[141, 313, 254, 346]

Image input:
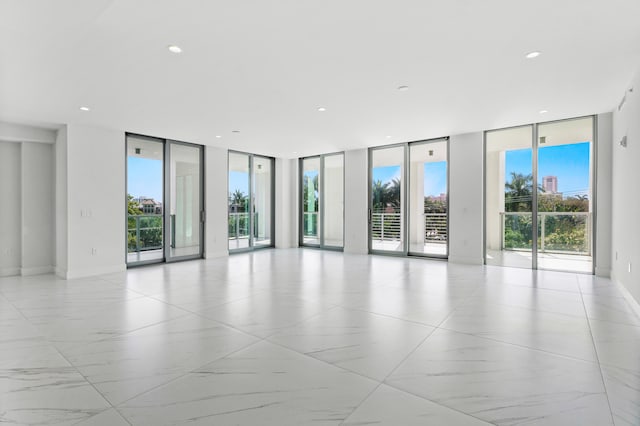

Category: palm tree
[230, 189, 248, 211]
[372, 180, 390, 211]
[505, 172, 533, 212]
[387, 178, 401, 209]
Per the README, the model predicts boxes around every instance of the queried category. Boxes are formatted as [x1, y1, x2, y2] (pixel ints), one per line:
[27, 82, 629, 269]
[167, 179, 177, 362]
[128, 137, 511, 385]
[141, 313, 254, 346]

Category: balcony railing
[425, 213, 447, 244]
[128, 214, 163, 253]
[371, 212, 448, 243]
[302, 211, 318, 237]
[371, 212, 401, 241]
[228, 212, 251, 240]
[501, 211, 591, 255]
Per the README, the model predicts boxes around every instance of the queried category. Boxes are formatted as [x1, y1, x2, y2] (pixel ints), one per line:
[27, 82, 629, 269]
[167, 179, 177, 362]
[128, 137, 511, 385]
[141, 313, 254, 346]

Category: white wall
[205, 146, 229, 258]
[612, 72, 640, 306]
[21, 143, 54, 275]
[595, 113, 612, 277]
[63, 124, 126, 278]
[55, 126, 68, 275]
[449, 132, 484, 264]
[344, 149, 368, 254]
[0, 122, 56, 277]
[0, 142, 22, 276]
[275, 158, 298, 248]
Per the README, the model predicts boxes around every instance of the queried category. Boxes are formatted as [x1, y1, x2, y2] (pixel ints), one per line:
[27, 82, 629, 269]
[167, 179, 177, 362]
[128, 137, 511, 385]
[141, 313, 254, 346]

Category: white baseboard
[65, 263, 126, 280]
[54, 267, 68, 279]
[613, 278, 640, 320]
[20, 265, 54, 276]
[0, 267, 21, 277]
[595, 266, 611, 277]
[204, 250, 229, 259]
[448, 255, 484, 265]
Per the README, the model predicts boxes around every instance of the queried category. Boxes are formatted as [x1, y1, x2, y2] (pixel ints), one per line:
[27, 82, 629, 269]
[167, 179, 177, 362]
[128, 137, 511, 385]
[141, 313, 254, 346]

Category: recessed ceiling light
[79, 106, 90, 111]
[317, 107, 326, 112]
[539, 109, 548, 114]
[526, 51, 541, 59]
[386, 135, 392, 138]
[215, 135, 222, 138]
[168, 45, 182, 54]
[397, 85, 409, 91]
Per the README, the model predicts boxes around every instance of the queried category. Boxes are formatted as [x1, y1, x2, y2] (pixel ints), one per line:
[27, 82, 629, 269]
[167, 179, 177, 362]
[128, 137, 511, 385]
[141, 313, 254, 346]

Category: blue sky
[372, 163, 447, 197]
[127, 157, 162, 201]
[505, 142, 590, 196]
[229, 171, 249, 196]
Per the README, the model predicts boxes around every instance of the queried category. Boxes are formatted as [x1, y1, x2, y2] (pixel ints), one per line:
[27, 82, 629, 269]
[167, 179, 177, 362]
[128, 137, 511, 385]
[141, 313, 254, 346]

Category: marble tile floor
[1, 248, 639, 425]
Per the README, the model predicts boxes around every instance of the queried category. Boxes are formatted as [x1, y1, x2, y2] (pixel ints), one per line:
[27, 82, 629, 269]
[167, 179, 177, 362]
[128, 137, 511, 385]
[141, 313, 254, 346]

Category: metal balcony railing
[302, 211, 318, 237]
[500, 211, 591, 255]
[371, 212, 401, 241]
[228, 212, 251, 240]
[127, 214, 163, 253]
[425, 213, 447, 244]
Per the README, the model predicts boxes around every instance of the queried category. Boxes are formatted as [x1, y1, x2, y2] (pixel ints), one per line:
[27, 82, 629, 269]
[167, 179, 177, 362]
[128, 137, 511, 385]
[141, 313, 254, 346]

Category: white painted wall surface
[449, 132, 484, 264]
[595, 113, 612, 277]
[21, 142, 54, 275]
[344, 149, 368, 254]
[0, 122, 56, 144]
[65, 124, 126, 278]
[612, 72, 640, 305]
[0, 142, 21, 276]
[55, 126, 68, 275]
[204, 146, 229, 258]
[275, 158, 298, 248]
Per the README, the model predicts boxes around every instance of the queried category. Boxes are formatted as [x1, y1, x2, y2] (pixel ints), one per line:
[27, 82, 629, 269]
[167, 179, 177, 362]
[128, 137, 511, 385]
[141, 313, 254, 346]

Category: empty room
[1, 1, 639, 425]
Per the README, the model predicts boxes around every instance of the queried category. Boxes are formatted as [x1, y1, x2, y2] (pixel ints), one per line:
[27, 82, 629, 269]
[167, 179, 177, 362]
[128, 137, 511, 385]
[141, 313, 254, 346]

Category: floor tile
[342, 384, 492, 425]
[61, 314, 258, 405]
[441, 301, 598, 361]
[0, 366, 111, 425]
[601, 365, 640, 426]
[118, 340, 377, 425]
[386, 329, 613, 425]
[268, 306, 434, 380]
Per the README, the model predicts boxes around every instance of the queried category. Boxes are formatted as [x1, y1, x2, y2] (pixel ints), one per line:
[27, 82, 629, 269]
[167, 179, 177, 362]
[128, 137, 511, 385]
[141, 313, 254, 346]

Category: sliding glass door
[168, 142, 203, 260]
[409, 140, 448, 257]
[299, 153, 344, 249]
[369, 138, 448, 257]
[228, 151, 275, 252]
[485, 116, 594, 273]
[126, 134, 204, 266]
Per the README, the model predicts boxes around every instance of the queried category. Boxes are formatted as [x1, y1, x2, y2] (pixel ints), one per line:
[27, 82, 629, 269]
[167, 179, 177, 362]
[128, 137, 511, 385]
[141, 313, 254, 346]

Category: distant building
[426, 193, 448, 203]
[542, 176, 558, 193]
[134, 197, 163, 214]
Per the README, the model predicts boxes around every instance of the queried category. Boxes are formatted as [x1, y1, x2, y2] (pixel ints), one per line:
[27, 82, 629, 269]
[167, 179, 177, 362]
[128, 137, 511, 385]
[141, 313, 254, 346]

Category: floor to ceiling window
[300, 153, 344, 249]
[126, 134, 204, 266]
[485, 116, 594, 273]
[369, 138, 449, 257]
[228, 151, 275, 252]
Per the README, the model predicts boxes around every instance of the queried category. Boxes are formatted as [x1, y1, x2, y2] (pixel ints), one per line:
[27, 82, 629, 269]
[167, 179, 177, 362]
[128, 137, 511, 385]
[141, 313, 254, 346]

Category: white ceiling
[1, 0, 639, 158]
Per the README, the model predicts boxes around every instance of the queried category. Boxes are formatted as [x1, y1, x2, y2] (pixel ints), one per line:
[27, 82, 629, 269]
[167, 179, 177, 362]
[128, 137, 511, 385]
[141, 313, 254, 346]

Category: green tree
[505, 172, 533, 212]
[372, 179, 390, 211]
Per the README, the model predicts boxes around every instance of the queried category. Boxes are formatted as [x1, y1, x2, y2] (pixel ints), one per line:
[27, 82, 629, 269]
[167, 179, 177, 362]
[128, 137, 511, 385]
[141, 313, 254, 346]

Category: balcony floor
[486, 249, 593, 273]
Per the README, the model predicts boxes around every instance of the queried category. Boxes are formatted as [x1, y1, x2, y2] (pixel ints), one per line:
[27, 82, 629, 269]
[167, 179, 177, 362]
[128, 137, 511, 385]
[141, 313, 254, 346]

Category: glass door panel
[485, 126, 534, 268]
[409, 140, 448, 257]
[370, 146, 405, 253]
[253, 156, 273, 247]
[126, 135, 164, 265]
[536, 117, 593, 272]
[302, 157, 320, 245]
[168, 143, 202, 260]
[228, 152, 251, 251]
[323, 154, 344, 248]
